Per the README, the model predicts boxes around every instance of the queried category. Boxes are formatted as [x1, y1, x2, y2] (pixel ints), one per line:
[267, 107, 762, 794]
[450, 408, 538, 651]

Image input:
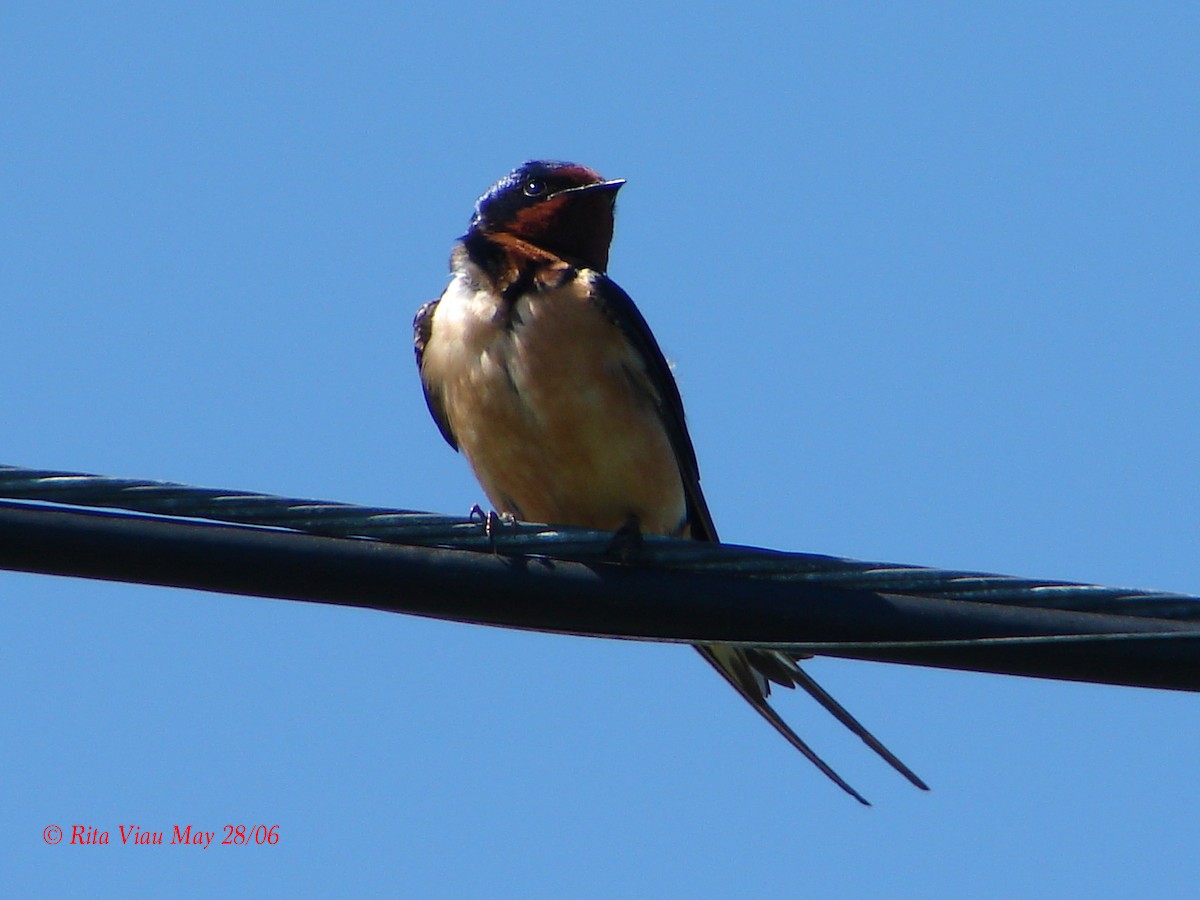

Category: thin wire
[766, 629, 1200, 652]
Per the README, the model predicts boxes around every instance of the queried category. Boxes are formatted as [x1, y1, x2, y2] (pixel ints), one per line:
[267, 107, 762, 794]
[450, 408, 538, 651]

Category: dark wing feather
[413, 297, 459, 451]
[586, 276, 717, 542]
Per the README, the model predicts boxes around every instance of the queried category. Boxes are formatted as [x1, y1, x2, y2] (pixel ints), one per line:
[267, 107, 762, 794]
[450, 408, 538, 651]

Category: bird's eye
[522, 179, 548, 197]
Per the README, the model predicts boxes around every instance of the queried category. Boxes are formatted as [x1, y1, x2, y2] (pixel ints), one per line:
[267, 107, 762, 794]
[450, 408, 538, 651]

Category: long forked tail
[694, 644, 929, 804]
[784, 657, 929, 792]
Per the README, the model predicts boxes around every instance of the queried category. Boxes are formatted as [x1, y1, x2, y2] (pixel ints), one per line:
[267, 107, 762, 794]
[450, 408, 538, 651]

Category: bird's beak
[550, 178, 626, 199]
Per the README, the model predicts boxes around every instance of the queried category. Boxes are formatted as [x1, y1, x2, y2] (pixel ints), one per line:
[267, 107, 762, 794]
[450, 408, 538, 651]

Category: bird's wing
[413, 297, 459, 451]
[589, 273, 927, 799]
[586, 274, 715, 541]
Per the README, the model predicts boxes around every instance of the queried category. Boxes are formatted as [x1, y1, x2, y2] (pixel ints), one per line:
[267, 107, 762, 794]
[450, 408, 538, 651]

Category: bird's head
[468, 160, 625, 272]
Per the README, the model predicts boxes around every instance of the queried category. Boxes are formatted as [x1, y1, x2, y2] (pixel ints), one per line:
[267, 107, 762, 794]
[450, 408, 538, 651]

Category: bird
[414, 160, 928, 803]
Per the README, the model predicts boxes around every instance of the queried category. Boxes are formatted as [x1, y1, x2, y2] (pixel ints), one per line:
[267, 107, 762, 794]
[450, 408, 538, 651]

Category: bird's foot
[468, 504, 515, 551]
[606, 514, 644, 562]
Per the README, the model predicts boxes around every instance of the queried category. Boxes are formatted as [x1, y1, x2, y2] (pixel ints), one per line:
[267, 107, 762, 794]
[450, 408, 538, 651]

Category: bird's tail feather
[695, 644, 929, 801]
[694, 644, 871, 805]
[786, 659, 930, 791]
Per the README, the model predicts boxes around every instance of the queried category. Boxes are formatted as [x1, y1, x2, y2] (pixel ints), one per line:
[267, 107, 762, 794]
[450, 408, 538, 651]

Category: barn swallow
[414, 160, 928, 803]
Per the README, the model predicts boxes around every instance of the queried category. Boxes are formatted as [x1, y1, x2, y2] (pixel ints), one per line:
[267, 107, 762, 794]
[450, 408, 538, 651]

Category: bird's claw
[469, 504, 515, 551]
[605, 515, 644, 562]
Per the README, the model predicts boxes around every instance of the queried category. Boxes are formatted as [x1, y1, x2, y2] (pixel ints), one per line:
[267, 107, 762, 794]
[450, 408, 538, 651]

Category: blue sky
[3, 3, 1199, 896]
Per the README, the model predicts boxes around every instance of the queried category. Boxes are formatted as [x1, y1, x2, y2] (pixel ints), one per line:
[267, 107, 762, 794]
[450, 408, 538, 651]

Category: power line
[3, 464, 1199, 691]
